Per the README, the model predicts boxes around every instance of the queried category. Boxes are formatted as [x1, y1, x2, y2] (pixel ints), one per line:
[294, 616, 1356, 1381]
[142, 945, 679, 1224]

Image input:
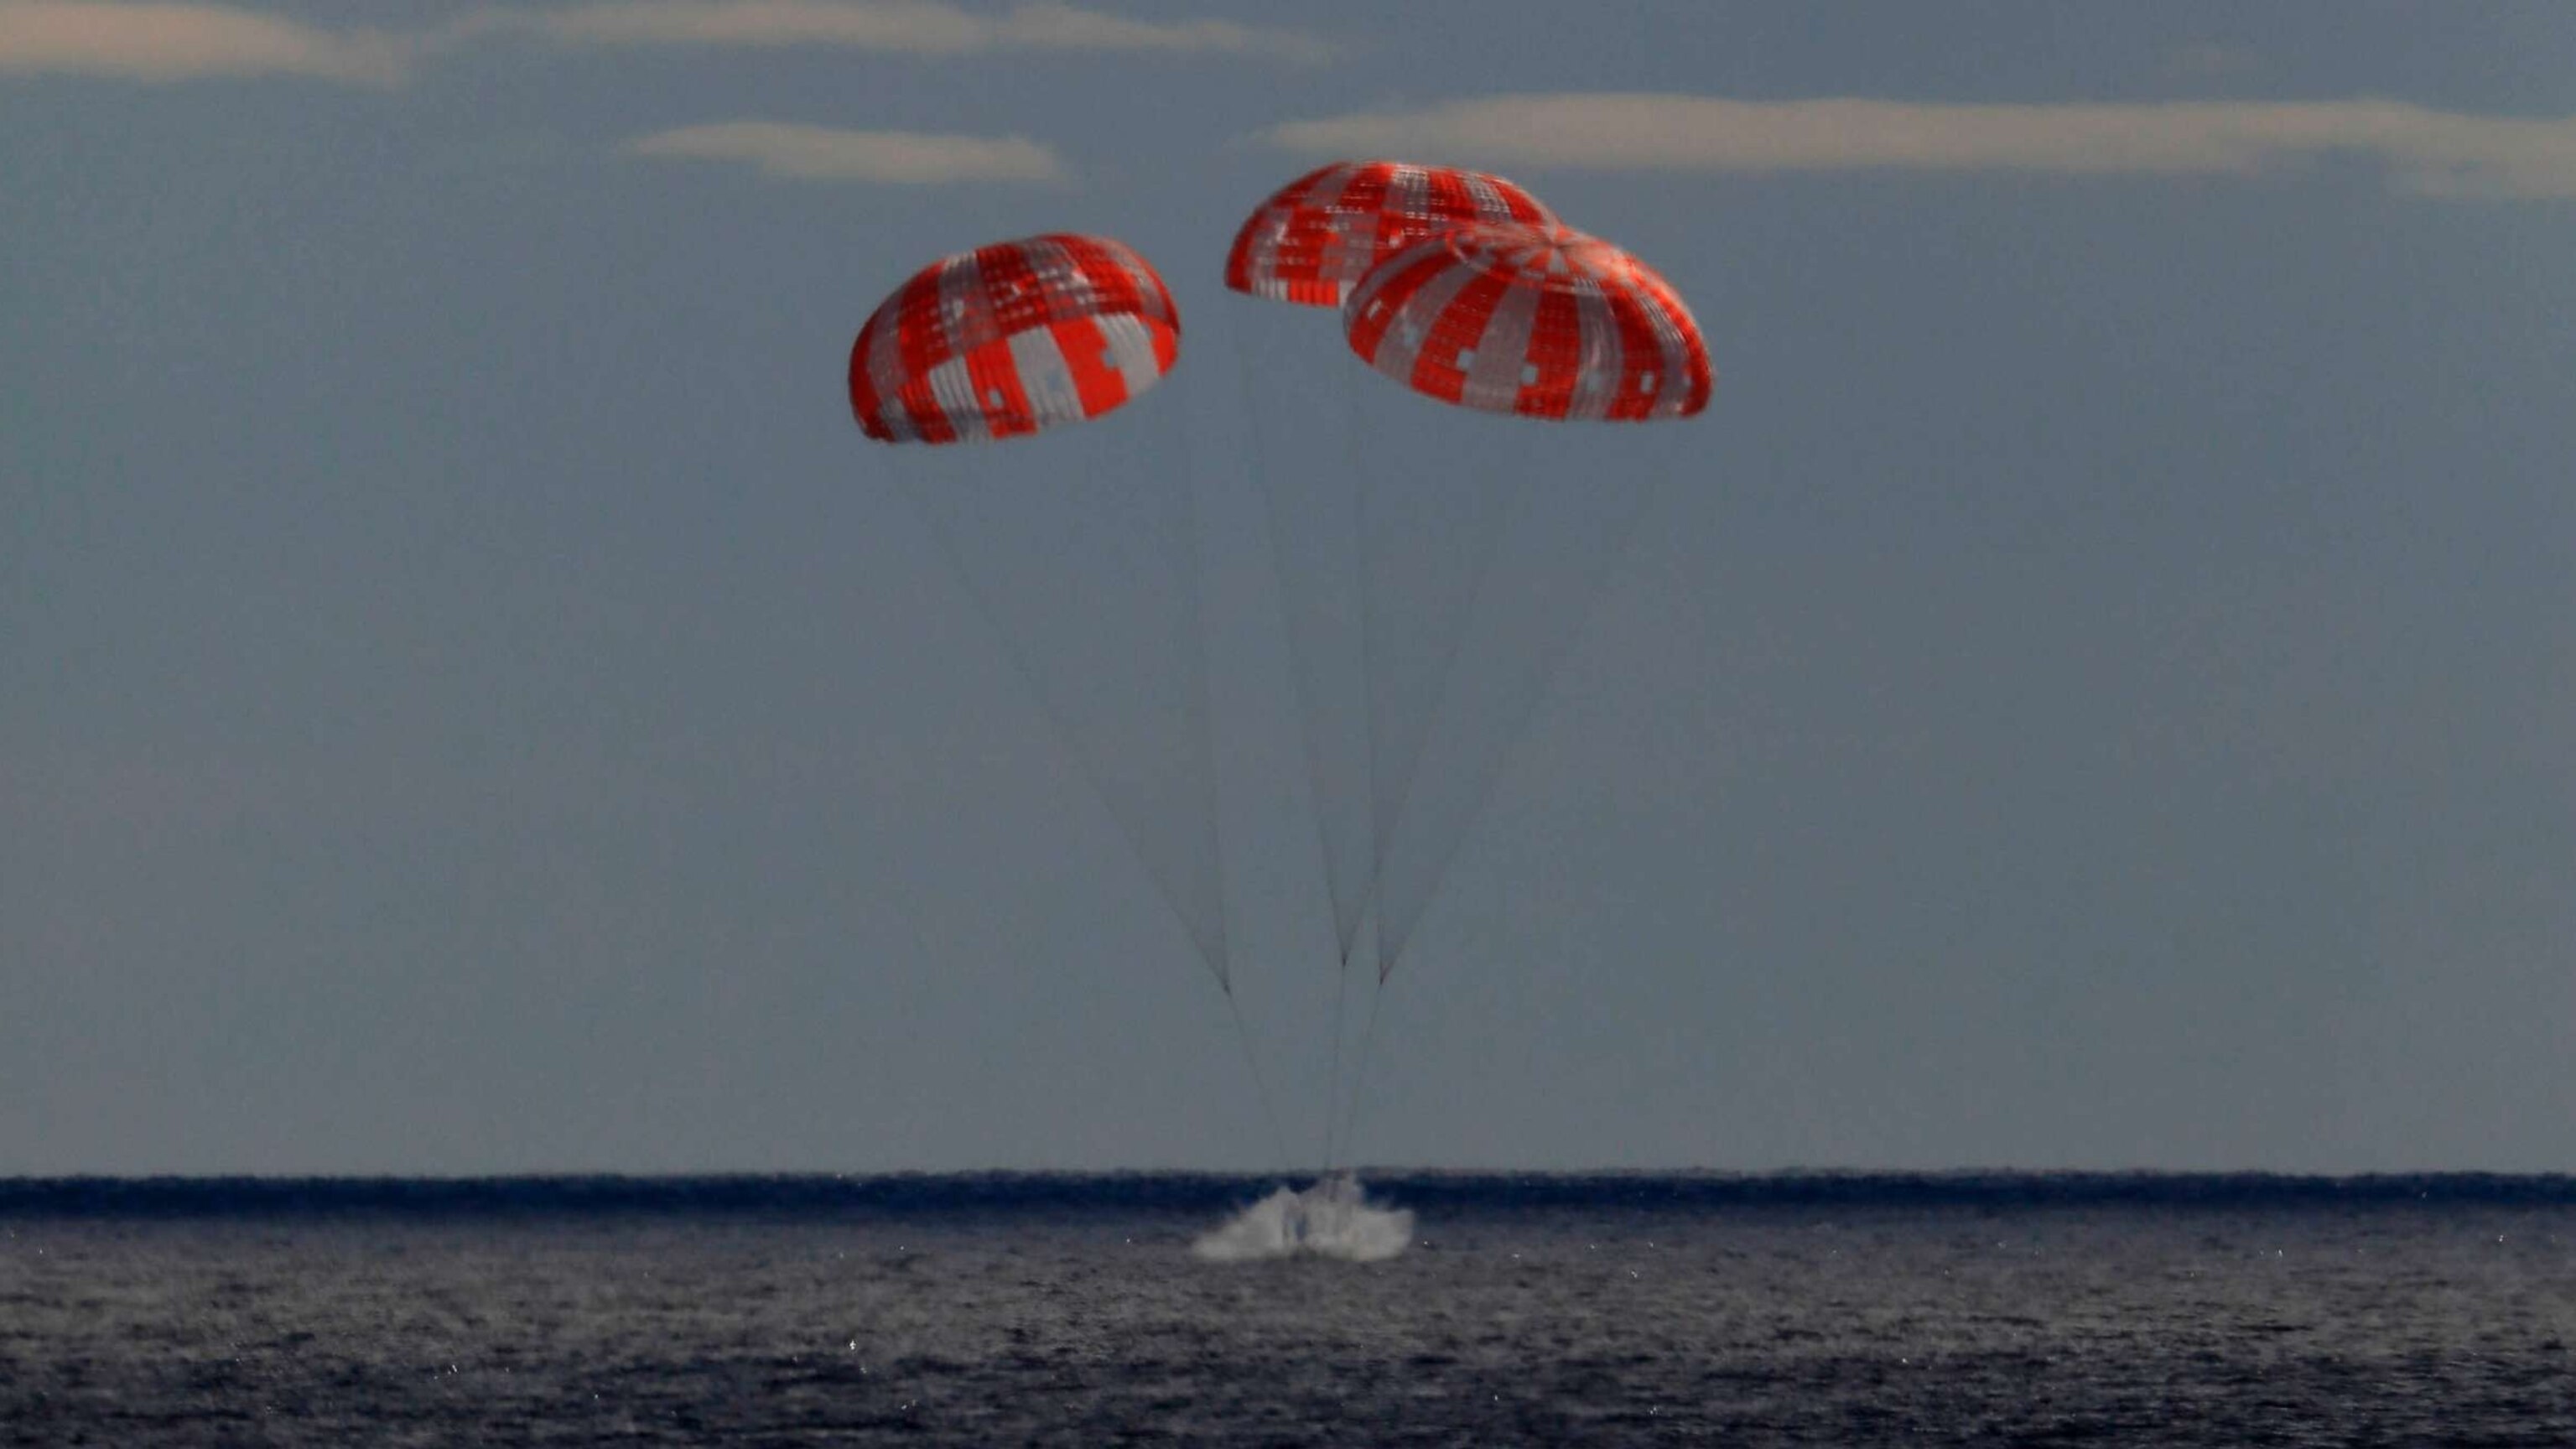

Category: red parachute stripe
[1516, 286, 1583, 418]
[1408, 269, 1514, 408]
[1052, 314, 1128, 422]
[963, 340, 1036, 442]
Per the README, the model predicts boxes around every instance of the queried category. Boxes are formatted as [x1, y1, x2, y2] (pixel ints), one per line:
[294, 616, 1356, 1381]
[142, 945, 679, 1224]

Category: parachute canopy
[1225, 160, 1556, 309]
[849, 233, 1181, 444]
[1343, 221, 1711, 421]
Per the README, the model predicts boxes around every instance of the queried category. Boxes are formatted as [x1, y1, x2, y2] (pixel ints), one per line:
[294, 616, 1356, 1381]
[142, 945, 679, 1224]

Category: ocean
[3, 1173, 2571, 1445]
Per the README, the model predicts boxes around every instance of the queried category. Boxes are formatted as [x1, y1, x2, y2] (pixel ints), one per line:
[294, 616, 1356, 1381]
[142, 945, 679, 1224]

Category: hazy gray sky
[5, 1, 2573, 1175]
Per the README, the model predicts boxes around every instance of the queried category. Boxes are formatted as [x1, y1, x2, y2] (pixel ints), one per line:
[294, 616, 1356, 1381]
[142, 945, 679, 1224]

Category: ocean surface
[4, 1173, 2572, 1446]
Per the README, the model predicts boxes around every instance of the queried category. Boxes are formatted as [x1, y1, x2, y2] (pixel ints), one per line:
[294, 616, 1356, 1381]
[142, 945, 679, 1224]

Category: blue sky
[3, 2, 2573, 1175]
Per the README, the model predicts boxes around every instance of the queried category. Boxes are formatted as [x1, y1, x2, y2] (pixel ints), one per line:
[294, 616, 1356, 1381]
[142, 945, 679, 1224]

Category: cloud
[624, 121, 1067, 183]
[0, 0, 1331, 86]
[1260, 95, 2576, 200]
[512, 1, 1329, 60]
[0, 1, 408, 83]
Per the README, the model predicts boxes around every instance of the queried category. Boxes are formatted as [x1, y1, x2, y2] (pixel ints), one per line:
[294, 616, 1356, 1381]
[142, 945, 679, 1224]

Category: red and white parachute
[1344, 221, 1711, 421]
[849, 233, 1180, 444]
[1225, 160, 1555, 309]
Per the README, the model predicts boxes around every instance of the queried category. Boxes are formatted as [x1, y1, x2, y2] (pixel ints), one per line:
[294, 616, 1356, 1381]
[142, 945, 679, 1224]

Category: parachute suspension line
[1374, 469, 1675, 974]
[1230, 307, 1369, 1174]
[1171, 388, 1233, 991]
[1337, 963, 1390, 1171]
[1353, 465, 1536, 972]
[1230, 312, 1348, 959]
[1175, 393, 1293, 1174]
[882, 462, 1229, 992]
[1321, 945, 1350, 1171]
[1339, 356, 1384, 970]
[1322, 357, 1380, 1171]
[1223, 983, 1294, 1176]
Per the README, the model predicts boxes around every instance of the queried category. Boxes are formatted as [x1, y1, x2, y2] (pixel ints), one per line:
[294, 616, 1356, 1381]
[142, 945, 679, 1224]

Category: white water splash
[1192, 1175, 1413, 1262]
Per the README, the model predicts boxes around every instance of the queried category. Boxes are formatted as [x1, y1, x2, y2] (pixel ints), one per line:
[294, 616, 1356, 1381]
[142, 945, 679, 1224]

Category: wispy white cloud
[0, 1, 409, 83]
[1261, 95, 2576, 200]
[0, 0, 1331, 86]
[624, 120, 1067, 183]
[500, 1, 1329, 61]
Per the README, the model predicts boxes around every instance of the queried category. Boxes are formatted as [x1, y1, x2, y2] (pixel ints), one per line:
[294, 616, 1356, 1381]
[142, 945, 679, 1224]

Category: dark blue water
[5, 1174, 2572, 1445]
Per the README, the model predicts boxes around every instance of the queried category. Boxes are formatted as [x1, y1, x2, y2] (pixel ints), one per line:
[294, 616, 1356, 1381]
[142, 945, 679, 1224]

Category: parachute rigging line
[852, 231, 1230, 988]
[1336, 345, 1384, 970]
[1224, 316, 1363, 1173]
[1374, 468, 1670, 979]
[1224, 980, 1294, 1176]
[1317, 353, 1379, 1169]
[1352, 461, 1530, 982]
[1337, 963, 1389, 1170]
[880, 460, 1232, 992]
[1228, 309, 1360, 969]
[1322, 935, 1351, 1171]
[1174, 398, 1236, 998]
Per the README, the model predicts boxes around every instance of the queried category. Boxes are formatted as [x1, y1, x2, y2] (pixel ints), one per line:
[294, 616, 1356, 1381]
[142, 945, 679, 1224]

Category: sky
[3, 1, 2573, 1176]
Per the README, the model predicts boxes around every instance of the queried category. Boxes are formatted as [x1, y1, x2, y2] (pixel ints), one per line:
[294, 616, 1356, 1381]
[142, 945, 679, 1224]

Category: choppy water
[4, 1174, 2572, 1446]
